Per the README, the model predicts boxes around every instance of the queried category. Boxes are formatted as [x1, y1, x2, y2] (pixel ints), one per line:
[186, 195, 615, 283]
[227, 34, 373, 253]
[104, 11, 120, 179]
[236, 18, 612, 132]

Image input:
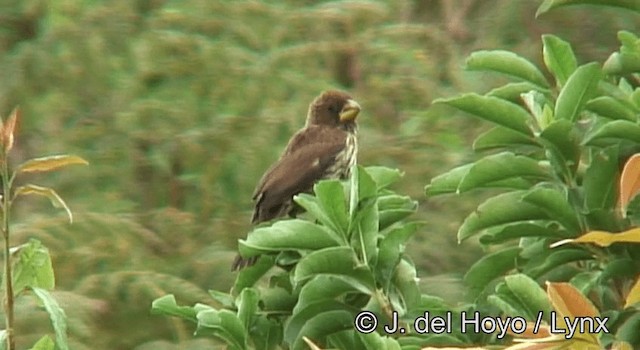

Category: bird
[232, 90, 361, 271]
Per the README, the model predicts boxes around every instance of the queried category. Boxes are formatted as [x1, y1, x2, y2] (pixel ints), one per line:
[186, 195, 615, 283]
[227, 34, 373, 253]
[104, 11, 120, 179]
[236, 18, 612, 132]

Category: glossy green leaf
[30, 335, 55, 350]
[151, 294, 198, 322]
[554, 62, 601, 121]
[196, 309, 247, 350]
[364, 166, 404, 189]
[238, 220, 342, 257]
[315, 180, 348, 234]
[570, 271, 602, 295]
[251, 316, 283, 350]
[583, 147, 619, 211]
[466, 50, 548, 87]
[504, 274, 553, 319]
[586, 96, 637, 121]
[458, 191, 549, 242]
[425, 164, 472, 196]
[464, 247, 521, 298]
[358, 332, 401, 350]
[458, 152, 549, 192]
[542, 34, 577, 86]
[584, 119, 640, 144]
[236, 288, 259, 331]
[31, 287, 69, 350]
[350, 196, 378, 264]
[284, 300, 356, 347]
[208, 290, 235, 309]
[290, 309, 355, 350]
[232, 255, 276, 296]
[296, 275, 372, 313]
[12, 239, 55, 295]
[473, 126, 538, 151]
[293, 247, 374, 289]
[537, 0, 640, 16]
[526, 248, 593, 278]
[539, 120, 580, 172]
[377, 223, 420, 289]
[521, 187, 581, 233]
[349, 165, 378, 219]
[479, 221, 568, 245]
[487, 82, 549, 103]
[604, 52, 640, 75]
[389, 259, 420, 314]
[434, 93, 532, 135]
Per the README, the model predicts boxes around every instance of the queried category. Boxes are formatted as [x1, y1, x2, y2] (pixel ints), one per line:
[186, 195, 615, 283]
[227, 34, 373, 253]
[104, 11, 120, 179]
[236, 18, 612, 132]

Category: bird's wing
[251, 126, 347, 223]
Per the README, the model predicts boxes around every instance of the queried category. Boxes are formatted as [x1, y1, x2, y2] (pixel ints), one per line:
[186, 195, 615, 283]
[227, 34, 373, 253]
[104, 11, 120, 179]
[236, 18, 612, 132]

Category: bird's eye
[328, 105, 339, 113]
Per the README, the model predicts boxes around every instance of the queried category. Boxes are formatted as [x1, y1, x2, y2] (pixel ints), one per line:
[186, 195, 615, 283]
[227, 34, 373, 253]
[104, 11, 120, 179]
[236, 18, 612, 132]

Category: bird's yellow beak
[339, 99, 361, 123]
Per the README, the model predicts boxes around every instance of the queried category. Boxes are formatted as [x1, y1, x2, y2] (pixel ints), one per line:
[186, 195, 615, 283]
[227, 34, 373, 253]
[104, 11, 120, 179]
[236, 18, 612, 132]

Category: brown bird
[232, 90, 361, 270]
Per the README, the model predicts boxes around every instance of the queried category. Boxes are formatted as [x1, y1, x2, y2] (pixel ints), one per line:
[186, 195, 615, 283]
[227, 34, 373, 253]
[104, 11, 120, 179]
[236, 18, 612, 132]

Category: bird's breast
[325, 132, 358, 180]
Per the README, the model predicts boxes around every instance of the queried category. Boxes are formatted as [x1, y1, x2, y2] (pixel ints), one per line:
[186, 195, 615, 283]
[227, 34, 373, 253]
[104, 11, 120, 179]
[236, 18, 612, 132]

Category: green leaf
[196, 309, 247, 350]
[314, 180, 348, 235]
[351, 197, 379, 265]
[238, 220, 343, 257]
[11, 239, 55, 295]
[526, 248, 593, 278]
[464, 247, 520, 299]
[583, 147, 619, 211]
[151, 294, 198, 322]
[521, 186, 581, 233]
[554, 62, 601, 121]
[542, 34, 577, 86]
[364, 166, 404, 189]
[586, 96, 637, 121]
[605, 52, 640, 75]
[539, 119, 581, 175]
[358, 332, 401, 350]
[284, 300, 356, 345]
[434, 93, 532, 136]
[251, 316, 283, 350]
[537, 0, 640, 17]
[584, 119, 640, 145]
[287, 304, 355, 350]
[487, 82, 549, 103]
[349, 165, 377, 219]
[389, 259, 420, 314]
[425, 164, 472, 196]
[458, 152, 549, 192]
[479, 221, 569, 245]
[377, 194, 417, 229]
[458, 191, 549, 242]
[473, 126, 538, 151]
[466, 50, 548, 87]
[296, 275, 372, 313]
[236, 288, 259, 331]
[16, 155, 88, 174]
[231, 255, 276, 295]
[376, 223, 420, 289]
[208, 290, 236, 309]
[504, 274, 553, 319]
[31, 287, 69, 350]
[30, 335, 54, 350]
[14, 184, 74, 223]
[293, 247, 374, 290]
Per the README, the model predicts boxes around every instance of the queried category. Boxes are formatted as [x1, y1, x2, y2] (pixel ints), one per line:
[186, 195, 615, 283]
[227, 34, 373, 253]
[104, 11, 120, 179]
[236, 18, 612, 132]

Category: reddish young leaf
[619, 154, 640, 216]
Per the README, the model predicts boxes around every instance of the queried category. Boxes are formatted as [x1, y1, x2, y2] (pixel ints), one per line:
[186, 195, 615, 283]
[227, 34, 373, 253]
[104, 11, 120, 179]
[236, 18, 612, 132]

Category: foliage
[426, 1, 640, 349]
[154, 166, 436, 349]
[0, 108, 87, 350]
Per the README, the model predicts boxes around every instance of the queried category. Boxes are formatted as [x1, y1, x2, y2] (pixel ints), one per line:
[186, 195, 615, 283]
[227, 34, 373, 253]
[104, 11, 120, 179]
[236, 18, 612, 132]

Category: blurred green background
[0, 0, 636, 348]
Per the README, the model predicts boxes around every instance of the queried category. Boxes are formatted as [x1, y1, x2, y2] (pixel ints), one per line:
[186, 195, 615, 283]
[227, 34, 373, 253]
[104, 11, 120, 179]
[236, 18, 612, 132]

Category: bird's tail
[231, 254, 259, 271]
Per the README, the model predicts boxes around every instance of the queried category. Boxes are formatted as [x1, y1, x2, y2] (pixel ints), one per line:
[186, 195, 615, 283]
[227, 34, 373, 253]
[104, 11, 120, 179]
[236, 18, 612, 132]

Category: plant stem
[2, 155, 14, 350]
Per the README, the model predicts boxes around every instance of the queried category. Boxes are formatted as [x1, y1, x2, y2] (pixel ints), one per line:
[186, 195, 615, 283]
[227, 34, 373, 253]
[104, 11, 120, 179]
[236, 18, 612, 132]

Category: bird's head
[306, 90, 361, 129]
